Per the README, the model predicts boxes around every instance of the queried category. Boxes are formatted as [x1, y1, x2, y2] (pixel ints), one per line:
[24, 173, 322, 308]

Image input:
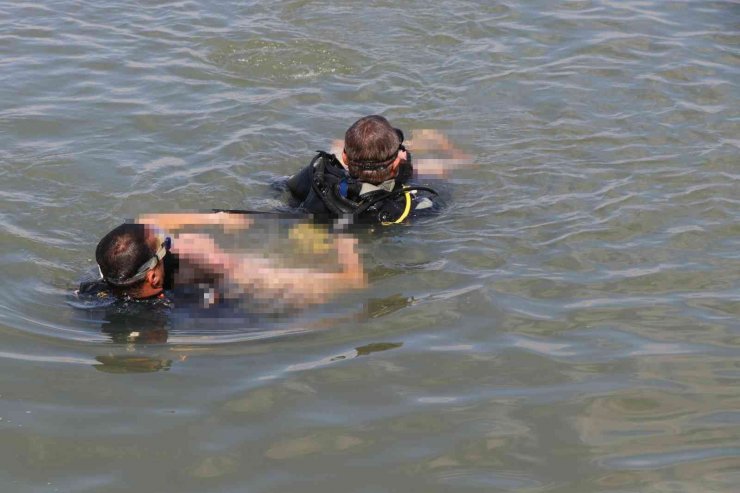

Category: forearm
[138, 212, 252, 232]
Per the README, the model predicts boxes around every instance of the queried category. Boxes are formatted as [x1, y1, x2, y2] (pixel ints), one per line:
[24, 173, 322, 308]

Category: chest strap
[381, 189, 413, 225]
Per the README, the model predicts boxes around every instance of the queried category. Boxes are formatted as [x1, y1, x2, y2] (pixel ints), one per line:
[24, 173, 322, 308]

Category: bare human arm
[171, 231, 366, 308]
[137, 212, 253, 233]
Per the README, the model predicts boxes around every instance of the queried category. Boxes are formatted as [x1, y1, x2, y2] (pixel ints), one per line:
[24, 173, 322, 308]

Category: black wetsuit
[286, 151, 437, 224]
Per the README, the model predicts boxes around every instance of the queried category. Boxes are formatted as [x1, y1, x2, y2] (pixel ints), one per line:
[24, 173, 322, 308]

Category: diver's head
[95, 223, 168, 299]
[343, 115, 410, 185]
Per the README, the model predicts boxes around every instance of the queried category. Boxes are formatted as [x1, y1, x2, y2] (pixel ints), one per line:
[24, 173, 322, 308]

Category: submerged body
[84, 214, 365, 310]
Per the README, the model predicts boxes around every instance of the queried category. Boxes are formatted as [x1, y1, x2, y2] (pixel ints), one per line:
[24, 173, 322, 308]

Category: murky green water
[1, 1, 739, 491]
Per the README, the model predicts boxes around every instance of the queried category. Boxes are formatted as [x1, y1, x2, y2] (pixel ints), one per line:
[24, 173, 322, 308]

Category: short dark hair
[95, 223, 152, 292]
[344, 115, 402, 184]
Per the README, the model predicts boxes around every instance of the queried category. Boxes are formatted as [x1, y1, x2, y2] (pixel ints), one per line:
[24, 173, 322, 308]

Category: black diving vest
[286, 151, 437, 224]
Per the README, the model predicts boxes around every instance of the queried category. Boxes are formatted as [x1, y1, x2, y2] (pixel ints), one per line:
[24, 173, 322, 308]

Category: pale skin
[129, 213, 366, 306]
[331, 129, 472, 179]
[137, 212, 253, 233]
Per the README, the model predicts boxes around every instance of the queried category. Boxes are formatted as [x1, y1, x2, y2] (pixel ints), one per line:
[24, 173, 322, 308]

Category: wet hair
[95, 223, 152, 293]
[344, 115, 402, 184]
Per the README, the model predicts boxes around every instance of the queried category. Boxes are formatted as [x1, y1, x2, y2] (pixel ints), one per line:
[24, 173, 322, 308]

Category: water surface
[1, 1, 739, 492]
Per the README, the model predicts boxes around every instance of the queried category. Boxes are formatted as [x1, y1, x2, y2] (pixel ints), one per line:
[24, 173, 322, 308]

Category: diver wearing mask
[287, 115, 438, 225]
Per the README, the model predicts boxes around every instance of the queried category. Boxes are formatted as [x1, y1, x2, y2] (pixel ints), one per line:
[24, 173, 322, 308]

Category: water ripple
[1, 0, 739, 491]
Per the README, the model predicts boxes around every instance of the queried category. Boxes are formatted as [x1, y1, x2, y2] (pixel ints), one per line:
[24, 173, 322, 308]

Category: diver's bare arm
[173, 233, 366, 307]
[137, 212, 253, 232]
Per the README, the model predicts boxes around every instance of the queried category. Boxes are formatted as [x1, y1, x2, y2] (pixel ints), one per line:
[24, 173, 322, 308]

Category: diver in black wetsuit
[287, 115, 441, 225]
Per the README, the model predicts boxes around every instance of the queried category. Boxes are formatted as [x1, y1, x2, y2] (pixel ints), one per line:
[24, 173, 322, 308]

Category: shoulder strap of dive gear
[354, 185, 438, 215]
[308, 151, 439, 223]
[381, 189, 413, 225]
[310, 151, 359, 215]
[354, 185, 439, 226]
